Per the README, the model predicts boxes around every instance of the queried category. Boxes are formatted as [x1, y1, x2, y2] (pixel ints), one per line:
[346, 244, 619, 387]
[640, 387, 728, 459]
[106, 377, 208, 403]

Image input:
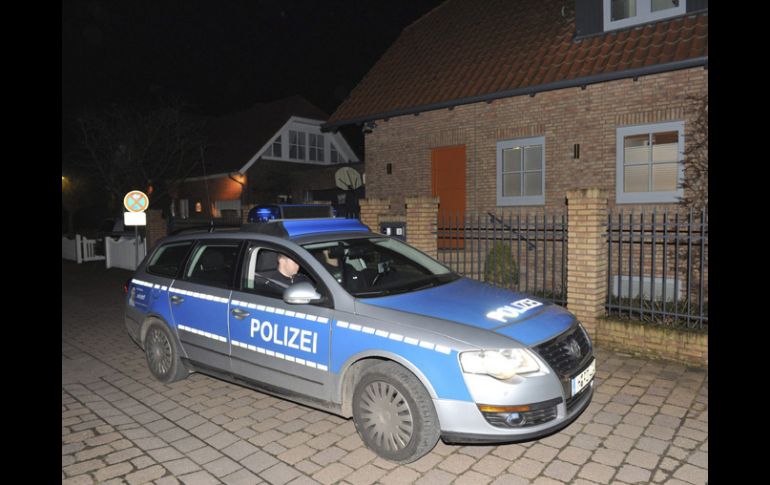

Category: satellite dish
[335, 166, 363, 191]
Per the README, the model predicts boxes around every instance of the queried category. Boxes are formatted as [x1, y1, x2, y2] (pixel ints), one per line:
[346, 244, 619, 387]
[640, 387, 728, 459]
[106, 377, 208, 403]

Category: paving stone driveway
[62, 261, 707, 485]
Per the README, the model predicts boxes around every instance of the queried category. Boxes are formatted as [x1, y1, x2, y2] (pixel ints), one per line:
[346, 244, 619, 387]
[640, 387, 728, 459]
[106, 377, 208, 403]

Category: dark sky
[62, 0, 443, 127]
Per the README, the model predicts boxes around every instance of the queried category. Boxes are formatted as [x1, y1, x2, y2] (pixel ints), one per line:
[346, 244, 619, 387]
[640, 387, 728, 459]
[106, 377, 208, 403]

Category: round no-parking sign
[124, 190, 149, 213]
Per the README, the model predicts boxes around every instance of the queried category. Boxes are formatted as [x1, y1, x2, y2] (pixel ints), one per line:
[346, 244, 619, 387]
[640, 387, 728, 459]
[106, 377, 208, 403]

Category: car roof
[161, 218, 373, 245]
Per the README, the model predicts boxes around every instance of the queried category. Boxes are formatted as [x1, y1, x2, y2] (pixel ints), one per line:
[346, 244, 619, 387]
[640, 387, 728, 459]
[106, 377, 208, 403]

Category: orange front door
[431, 146, 466, 249]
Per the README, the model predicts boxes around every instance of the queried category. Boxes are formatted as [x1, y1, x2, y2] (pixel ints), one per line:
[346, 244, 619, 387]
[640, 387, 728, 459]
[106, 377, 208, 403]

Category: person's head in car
[276, 254, 300, 278]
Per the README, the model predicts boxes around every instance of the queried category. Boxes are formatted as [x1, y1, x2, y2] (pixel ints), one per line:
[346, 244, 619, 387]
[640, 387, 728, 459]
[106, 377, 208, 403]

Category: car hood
[363, 278, 574, 346]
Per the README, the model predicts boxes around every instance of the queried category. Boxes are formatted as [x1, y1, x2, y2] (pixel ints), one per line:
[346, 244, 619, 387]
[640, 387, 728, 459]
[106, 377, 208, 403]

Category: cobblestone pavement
[63, 261, 708, 485]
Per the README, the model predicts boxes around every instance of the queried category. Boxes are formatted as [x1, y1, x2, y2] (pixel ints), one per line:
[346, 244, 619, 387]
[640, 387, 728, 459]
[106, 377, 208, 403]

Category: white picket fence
[62, 234, 146, 270]
[105, 236, 147, 271]
[61, 235, 107, 264]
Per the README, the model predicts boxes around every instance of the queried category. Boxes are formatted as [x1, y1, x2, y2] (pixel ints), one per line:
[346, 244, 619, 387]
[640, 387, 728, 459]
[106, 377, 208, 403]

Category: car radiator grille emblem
[564, 339, 582, 360]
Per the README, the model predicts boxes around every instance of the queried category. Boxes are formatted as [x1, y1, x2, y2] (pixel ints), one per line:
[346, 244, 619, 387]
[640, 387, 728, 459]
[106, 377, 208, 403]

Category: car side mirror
[283, 281, 323, 305]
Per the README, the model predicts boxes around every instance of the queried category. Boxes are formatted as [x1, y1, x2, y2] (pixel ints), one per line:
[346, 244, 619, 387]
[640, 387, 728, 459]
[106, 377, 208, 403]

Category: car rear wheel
[144, 321, 188, 384]
[352, 361, 440, 463]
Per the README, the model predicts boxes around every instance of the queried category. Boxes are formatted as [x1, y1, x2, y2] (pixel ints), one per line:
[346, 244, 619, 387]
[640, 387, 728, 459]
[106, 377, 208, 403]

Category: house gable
[242, 116, 359, 173]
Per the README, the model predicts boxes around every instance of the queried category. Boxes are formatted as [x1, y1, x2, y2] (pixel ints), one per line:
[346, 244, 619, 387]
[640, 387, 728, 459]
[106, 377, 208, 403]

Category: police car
[125, 218, 595, 463]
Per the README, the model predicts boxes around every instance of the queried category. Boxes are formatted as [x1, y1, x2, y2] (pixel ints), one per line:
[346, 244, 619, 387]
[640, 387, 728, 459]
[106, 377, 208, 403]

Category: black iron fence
[437, 211, 568, 305]
[606, 209, 708, 330]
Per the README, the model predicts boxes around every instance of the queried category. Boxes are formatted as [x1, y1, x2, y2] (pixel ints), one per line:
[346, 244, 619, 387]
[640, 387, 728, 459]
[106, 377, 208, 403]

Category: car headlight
[459, 349, 540, 380]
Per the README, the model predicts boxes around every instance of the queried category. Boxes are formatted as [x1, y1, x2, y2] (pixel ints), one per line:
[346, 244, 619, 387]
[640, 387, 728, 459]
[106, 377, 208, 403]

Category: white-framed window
[309, 133, 325, 162]
[289, 130, 306, 160]
[616, 121, 684, 204]
[330, 143, 346, 164]
[271, 136, 282, 158]
[496, 136, 545, 206]
[178, 199, 189, 219]
[604, 0, 686, 31]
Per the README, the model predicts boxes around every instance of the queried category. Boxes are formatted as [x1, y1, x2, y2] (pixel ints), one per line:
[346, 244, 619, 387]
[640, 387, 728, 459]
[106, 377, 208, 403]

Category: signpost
[123, 190, 149, 269]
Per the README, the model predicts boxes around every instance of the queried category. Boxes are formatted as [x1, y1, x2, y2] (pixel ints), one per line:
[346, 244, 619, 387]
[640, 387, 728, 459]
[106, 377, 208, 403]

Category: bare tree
[680, 94, 708, 212]
[61, 173, 91, 237]
[75, 101, 207, 211]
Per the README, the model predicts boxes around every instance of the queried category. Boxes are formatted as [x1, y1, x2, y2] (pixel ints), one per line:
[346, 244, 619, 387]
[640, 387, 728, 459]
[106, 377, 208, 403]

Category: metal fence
[606, 208, 708, 330]
[436, 211, 568, 305]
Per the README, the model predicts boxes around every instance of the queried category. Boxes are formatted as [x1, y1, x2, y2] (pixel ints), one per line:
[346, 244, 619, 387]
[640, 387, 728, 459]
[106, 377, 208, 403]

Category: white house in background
[173, 95, 362, 219]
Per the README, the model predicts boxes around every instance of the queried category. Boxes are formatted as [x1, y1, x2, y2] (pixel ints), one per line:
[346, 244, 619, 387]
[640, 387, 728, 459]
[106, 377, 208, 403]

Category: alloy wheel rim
[358, 381, 414, 452]
[146, 328, 172, 377]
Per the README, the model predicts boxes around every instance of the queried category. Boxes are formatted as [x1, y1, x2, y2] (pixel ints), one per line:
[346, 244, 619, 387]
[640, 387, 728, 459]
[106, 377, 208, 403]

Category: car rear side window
[146, 242, 194, 278]
[183, 241, 241, 288]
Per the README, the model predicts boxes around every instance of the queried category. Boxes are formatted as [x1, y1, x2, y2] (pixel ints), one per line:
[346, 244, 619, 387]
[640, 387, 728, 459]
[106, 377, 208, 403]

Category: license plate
[571, 359, 596, 396]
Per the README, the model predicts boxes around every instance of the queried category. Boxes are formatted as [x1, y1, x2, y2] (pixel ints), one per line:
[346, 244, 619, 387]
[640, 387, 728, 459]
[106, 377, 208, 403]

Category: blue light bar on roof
[282, 218, 370, 237]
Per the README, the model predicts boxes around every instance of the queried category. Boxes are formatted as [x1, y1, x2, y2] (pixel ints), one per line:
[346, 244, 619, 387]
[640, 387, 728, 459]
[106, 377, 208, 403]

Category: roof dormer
[575, 0, 707, 38]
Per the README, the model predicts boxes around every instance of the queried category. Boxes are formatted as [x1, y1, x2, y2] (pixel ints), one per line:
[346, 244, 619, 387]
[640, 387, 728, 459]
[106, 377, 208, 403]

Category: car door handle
[170, 295, 184, 304]
[231, 308, 250, 320]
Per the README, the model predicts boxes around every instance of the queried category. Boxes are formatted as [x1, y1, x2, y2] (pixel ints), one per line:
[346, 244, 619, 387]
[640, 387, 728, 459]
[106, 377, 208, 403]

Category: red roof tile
[328, 0, 707, 126]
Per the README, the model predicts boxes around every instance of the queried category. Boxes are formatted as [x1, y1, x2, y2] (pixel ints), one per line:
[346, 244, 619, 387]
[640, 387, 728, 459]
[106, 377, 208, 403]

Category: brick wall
[405, 196, 439, 259]
[145, 209, 167, 252]
[364, 68, 707, 214]
[596, 318, 708, 367]
[359, 198, 393, 233]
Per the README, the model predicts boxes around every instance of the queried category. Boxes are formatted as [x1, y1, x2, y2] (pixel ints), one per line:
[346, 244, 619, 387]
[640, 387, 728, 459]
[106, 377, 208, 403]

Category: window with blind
[616, 121, 684, 203]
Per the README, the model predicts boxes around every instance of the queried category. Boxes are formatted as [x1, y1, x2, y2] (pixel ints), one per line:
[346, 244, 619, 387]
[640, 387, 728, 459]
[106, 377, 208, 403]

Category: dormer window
[309, 133, 325, 162]
[604, 0, 686, 31]
[289, 130, 306, 160]
[330, 143, 346, 164]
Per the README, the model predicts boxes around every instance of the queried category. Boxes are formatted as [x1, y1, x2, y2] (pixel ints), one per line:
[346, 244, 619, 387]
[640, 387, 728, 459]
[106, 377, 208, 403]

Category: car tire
[143, 321, 188, 384]
[352, 361, 440, 463]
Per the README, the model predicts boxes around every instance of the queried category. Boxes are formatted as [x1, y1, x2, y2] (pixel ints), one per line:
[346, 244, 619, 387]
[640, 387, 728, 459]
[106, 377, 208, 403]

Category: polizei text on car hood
[362, 278, 574, 346]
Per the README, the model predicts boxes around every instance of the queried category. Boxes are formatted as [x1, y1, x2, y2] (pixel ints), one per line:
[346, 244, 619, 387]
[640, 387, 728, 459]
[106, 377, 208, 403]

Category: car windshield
[302, 237, 460, 298]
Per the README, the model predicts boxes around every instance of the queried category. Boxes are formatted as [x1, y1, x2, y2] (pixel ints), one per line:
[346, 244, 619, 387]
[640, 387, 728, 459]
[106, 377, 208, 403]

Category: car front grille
[533, 324, 592, 377]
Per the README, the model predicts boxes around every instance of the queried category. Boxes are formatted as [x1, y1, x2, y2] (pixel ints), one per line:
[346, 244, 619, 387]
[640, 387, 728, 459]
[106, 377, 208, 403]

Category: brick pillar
[566, 189, 608, 340]
[359, 198, 391, 232]
[243, 203, 257, 224]
[145, 209, 167, 252]
[405, 196, 439, 259]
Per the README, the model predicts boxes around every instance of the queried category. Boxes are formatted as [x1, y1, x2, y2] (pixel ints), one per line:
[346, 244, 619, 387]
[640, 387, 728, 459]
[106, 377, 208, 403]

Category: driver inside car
[262, 253, 312, 288]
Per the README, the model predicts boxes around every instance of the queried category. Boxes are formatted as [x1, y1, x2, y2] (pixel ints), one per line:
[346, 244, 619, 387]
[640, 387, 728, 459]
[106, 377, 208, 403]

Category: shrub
[484, 242, 519, 288]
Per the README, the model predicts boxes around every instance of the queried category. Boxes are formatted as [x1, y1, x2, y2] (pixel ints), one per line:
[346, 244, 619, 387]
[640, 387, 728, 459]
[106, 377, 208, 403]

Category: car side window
[182, 241, 241, 288]
[241, 243, 319, 300]
[146, 241, 194, 278]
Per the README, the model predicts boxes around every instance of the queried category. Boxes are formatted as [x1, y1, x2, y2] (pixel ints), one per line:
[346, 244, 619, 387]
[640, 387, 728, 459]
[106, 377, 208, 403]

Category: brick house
[172, 95, 362, 220]
[324, 0, 708, 218]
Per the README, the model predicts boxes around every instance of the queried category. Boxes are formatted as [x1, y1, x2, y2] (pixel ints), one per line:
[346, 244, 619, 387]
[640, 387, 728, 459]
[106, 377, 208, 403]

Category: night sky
[62, 0, 444, 153]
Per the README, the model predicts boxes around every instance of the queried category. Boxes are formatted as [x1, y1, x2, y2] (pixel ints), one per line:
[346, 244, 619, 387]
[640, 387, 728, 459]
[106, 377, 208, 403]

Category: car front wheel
[352, 361, 440, 463]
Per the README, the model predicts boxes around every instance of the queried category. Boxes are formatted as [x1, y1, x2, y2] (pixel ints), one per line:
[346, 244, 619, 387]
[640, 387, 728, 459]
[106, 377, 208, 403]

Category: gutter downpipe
[321, 57, 708, 132]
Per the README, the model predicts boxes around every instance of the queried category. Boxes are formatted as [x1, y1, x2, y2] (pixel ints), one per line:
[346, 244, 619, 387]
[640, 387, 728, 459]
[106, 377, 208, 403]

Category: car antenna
[199, 146, 214, 232]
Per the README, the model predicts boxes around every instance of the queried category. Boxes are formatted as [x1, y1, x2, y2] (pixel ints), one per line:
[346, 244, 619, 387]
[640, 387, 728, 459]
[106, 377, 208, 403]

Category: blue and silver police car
[125, 218, 595, 463]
